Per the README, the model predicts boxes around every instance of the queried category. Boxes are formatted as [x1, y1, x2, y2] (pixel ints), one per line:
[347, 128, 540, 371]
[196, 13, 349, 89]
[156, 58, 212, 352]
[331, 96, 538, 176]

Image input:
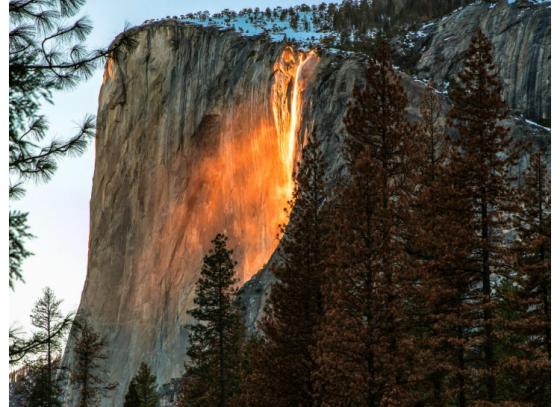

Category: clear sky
[9, 0, 330, 334]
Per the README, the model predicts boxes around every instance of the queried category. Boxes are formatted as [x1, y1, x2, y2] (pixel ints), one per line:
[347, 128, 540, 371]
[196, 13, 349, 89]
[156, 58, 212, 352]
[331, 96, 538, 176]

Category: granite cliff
[63, 3, 550, 404]
[415, 0, 550, 124]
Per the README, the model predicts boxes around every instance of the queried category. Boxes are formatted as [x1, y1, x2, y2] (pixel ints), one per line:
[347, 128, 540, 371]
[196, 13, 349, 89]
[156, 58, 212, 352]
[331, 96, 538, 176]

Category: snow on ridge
[507, 0, 551, 4]
[143, 8, 339, 49]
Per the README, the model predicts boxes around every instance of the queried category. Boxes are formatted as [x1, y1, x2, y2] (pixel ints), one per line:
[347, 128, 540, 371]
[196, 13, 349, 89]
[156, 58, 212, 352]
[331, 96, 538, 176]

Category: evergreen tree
[8, 0, 135, 288]
[407, 82, 462, 406]
[290, 13, 299, 30]
[243, 138, 331, 406]
[70, 319, 116, 406]
[232, 336, 265, 406]
[124, 362, 159, 407]
[18, 287, 71, 405]
[13, 357, 64, 407]
[446, 28, 520, 404]
[31, 288, 65, 391]
[10, 288, 73, 366]
[181, 234, 243, 407]
[503, 148, 550, 404]
[10, 287, 73, 407]
[313, 36, 421, 406]
[124, 379, 140, 407]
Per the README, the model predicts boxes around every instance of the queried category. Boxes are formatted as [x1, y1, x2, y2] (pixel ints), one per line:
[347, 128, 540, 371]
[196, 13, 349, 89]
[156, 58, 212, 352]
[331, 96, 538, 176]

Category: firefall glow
[153, 48, 318, 285]
[272, 48, 319, 201]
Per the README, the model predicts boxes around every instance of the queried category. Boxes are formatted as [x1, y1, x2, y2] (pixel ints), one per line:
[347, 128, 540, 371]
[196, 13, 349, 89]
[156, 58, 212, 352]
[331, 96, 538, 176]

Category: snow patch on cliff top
[144, 8, 339, 49]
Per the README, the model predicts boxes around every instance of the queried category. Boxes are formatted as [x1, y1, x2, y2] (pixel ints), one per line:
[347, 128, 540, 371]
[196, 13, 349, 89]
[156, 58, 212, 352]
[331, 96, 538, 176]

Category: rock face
[416, 0, 551, 124]
[63, 22, 307, 405]
[62, 20, 364, 406]
[63, 15, 549, 406]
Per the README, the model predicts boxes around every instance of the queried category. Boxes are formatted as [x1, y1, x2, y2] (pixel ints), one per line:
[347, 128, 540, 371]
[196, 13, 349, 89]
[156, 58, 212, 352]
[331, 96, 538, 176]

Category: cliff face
[416, 1, 551, 124]
[64, 15, 549, 406]
[64, 20, 359, 405]
[64, 23, 303, 405]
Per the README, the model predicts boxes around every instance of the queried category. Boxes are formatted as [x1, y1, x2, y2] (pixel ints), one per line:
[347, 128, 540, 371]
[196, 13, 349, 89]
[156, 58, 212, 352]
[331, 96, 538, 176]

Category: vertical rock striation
[417, 1, 550, 124]
[63, 22, 313, 405]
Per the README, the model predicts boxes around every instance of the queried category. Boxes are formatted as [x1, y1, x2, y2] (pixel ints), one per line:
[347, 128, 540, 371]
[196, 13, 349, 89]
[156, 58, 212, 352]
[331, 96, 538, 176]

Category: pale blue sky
[10, 0, 330, 333]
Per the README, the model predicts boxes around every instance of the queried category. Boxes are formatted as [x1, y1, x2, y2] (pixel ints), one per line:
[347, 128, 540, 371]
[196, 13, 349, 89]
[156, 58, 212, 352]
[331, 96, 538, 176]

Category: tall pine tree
[28, 288, 71, 405]
[503, 148, 550, 404]
[12, 287, 73, 406]
[31, 288, 68, 401]
[242, 137, 331, 406]
[313, 36, 421, 406]
[181, 234, 243, 407]
[446, 28, 520, 404]
[407, 82, 464, 406]
[70, 319, 116, 406]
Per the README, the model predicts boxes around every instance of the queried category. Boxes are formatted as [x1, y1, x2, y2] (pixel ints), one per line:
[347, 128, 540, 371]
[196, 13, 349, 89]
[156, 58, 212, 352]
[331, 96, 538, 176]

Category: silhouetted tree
[313, 36, 421, 406]
[124, 362, 159, 407]
[9, 287, 73, 367]
[181, 234, 243, 407]
[446, 28, 520, 404]
[8, 0, 135, 288]
[232, 336, 265, 406]
[503, 148, 550, 404]
[22, 288, 70, 404]
[406, 82, 463, 406]
[243, 138, 331, 406]
[13, 357, 64, 407]
[70, 319, 116, 406]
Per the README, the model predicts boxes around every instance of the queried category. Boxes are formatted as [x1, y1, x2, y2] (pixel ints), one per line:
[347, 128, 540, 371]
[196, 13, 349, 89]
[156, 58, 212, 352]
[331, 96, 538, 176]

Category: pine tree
[233, 336, 266, 406]
[22, 288, 71, 405]
[181, 234, 243, 407]
[407, 82, 463, 406]
[290, 13, 299, 30]
[243, 138, 331, 406]
[503, 148, 550, 404]
[446, 28, 519, 404]
[124, 362, 159, 407]
[31, 288, 65, 395]
[14, 357, 64, 407]
[10, 288, 74, 406]
[8, 0, 135, 289]
[313, 36, 421, 406]
[10, 287, 73, 366]
[70, 319, 116, 406]
[124, 380, 140, 407]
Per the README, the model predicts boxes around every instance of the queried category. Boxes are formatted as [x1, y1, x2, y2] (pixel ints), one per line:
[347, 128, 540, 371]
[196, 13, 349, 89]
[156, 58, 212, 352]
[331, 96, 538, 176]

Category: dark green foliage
[10, 288, 73, 405]
[124, 362, 159, 407]
[9, 288, 73, 366]
[14, 359, 65, 407]
[124, 380, 140, 407]
[9, 210, 33, 288]
[332, 0, 472, 36]
[181, 234, 243, 407]
[29, 288, 69, 404]
[8, 0, 135, 289]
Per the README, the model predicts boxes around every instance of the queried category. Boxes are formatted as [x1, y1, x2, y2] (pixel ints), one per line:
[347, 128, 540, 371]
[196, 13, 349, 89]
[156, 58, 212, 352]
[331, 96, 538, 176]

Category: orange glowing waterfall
[272, 48, 319, 203]
[164, 47, 319, 285]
